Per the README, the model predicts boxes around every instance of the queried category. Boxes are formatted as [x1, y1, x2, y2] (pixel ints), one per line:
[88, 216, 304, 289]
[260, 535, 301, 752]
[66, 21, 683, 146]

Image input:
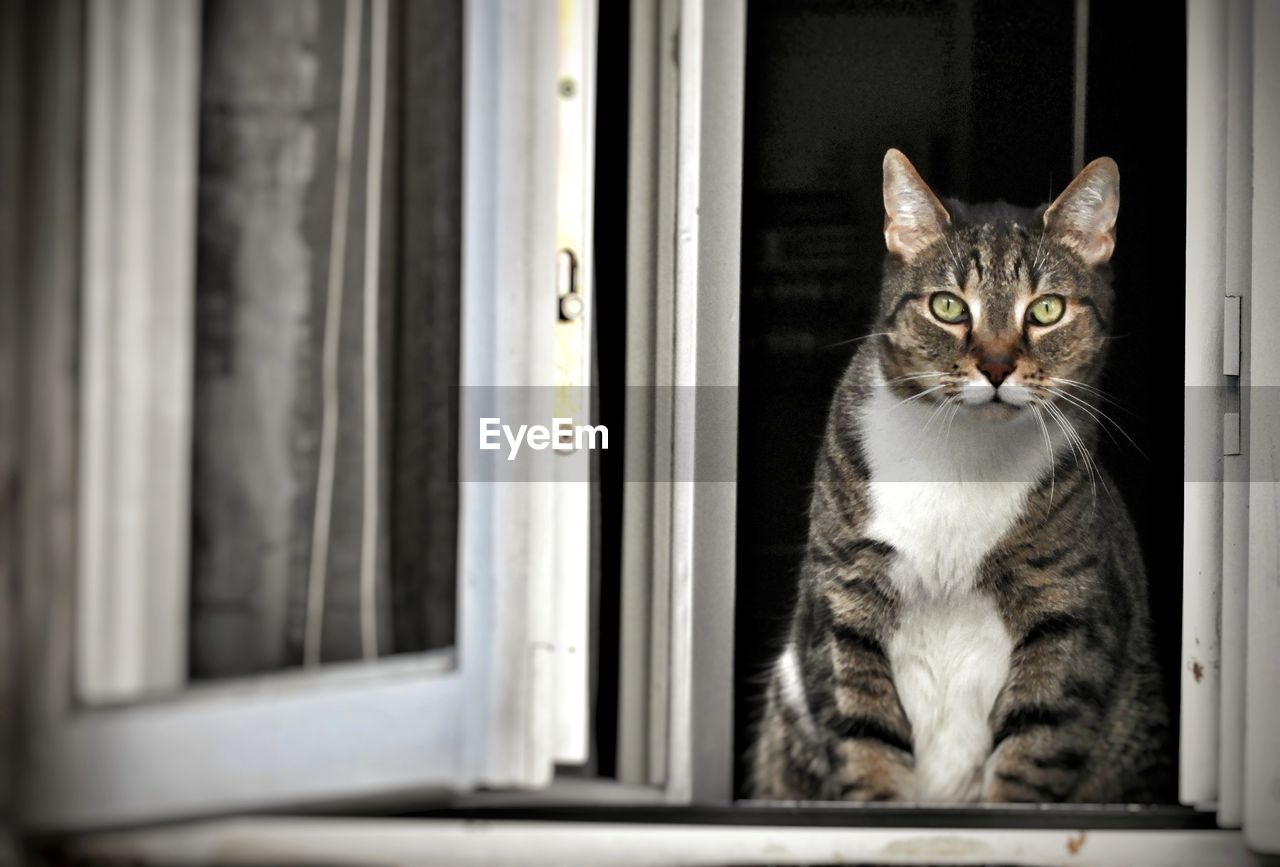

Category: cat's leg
[747, 657, 832, 800]
[752, 635, 914, 802]
[819, 567, 916, 802]
[979, 572, 1123, 802]
[981, 681, 1102, 803]
[828, 729, 916, 802]
[978, 469, 1179, 804]
[1068, 659, 1175, 804]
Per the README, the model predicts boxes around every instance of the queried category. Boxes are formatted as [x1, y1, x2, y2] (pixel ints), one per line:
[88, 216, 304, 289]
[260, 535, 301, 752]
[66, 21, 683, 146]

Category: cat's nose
[978, 356, 1014, 387]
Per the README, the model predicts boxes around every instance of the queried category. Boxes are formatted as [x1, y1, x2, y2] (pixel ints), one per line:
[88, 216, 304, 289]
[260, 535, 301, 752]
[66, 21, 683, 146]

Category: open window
[19, 0, 605, 829]
[9, 0, 1280, 859]
[16, 0, 748, 833]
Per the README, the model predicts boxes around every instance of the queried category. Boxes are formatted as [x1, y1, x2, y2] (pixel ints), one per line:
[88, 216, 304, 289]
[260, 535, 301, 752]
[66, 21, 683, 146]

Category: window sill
[48, 804, 1256, 867]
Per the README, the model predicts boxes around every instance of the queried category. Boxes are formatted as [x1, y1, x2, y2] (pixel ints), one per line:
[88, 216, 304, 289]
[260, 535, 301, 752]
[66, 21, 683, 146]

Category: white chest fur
[886, 592, 1011, 801]
[858, 381, 1056, 802]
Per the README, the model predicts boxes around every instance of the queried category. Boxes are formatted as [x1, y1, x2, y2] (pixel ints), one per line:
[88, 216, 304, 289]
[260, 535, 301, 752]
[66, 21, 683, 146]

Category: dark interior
[733, 0, 1187, 799]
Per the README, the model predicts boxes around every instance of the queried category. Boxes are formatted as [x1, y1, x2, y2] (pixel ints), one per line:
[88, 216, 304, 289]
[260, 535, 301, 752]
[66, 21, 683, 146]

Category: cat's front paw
[832, 742, 915, 802]
[980, 752, 1068, 803]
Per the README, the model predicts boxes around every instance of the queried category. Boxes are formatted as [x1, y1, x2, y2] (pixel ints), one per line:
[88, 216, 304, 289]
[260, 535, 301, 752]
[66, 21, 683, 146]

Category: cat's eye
[1026, 294, 1066, 326]
[929, 292, 969, 324]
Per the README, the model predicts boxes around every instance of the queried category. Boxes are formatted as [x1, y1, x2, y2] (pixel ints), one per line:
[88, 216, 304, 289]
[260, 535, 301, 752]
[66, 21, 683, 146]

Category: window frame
[615, 0, 745, 802]
[1242, 0, 1280, 853]
[1180, 0, 1231, 812]
[19, 0, 578, 832]
[12, 0, 1278, 856]
[1180, 0, 1280, 855]
[74, 0, 197, 706]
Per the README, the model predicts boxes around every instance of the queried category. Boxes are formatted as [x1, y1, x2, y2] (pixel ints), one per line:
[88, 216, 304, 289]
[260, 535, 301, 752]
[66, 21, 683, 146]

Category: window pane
[190, 0, 461, 680]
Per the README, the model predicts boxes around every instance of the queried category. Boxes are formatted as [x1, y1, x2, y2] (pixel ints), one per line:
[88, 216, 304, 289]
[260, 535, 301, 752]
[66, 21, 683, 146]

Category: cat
[746, 149, 1173, 804]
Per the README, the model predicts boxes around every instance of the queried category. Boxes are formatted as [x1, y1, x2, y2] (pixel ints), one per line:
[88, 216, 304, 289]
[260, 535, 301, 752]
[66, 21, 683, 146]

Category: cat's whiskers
[1030, 402, 1056, 510]
[1044, 385, 1147, 459]
[1043, 387, 1124, 452]
[1046, 397, 1112, 507]
[1031, 229, 1048, 273]
[883, 371, 948, 385]
[921, 391, 960, 434]
[822, 331, 893, 351]
[885, 383, 947, 414]
[1045, 400, 1092, 501]
[1048, 376, 1139, 417]
[1040, 397, 1097, 507]
[941, 394, 965, 457]
[943, 235, 966, 276]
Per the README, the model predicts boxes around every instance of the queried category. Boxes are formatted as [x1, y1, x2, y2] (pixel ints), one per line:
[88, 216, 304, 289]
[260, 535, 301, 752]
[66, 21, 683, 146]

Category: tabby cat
[747, 150, 1173, 803]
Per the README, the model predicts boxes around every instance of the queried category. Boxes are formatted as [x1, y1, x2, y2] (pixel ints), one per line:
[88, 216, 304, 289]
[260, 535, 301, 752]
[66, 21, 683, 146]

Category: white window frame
[615, 0, 745, 802]
[550, 0, 598, 767]
[1181, 0, 1280, 855]
[74, 0, 198, 706]
[1242, 0, 1280, 853]
[19, 0, 582, 831]
[1181, 0, 1231, 813]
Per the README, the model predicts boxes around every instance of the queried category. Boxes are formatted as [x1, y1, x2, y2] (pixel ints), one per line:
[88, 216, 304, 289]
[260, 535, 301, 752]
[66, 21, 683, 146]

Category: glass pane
[190, 0, 461, 680]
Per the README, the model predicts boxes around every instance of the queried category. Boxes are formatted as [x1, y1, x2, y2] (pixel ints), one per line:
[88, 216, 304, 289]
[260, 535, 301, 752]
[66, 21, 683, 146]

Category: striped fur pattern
[747, 151, 1173, 804]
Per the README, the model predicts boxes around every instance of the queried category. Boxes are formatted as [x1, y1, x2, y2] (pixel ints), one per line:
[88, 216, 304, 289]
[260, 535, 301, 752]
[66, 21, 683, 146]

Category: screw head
[558, 77, 577, 98]
[559, 292, 585, 321]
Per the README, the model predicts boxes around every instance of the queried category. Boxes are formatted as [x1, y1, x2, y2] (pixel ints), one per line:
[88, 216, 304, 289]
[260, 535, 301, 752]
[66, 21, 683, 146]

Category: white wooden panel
[550, 0, 598, 766]
[458, 0, 562, 787]
[666, 0, 745, 803]
[76, 0, 200, 704]
[24, 656, 464, 829]
[1244, 0, 1280, 853]
[1181, 0, 1228, 808]
[1217, 0, 1254, 830]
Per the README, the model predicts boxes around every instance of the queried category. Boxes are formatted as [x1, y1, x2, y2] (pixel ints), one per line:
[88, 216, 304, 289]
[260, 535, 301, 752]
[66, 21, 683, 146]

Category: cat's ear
[882, 149, 951, 261]
[1043, 157, 1120, 266]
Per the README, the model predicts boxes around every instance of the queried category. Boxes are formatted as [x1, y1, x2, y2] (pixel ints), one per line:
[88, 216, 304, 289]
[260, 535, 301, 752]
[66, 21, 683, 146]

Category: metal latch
[557, 249, 583, 321]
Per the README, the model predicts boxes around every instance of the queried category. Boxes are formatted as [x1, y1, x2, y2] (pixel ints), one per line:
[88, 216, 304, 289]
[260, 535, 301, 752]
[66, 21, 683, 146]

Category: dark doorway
[734, 0, 1186, 798]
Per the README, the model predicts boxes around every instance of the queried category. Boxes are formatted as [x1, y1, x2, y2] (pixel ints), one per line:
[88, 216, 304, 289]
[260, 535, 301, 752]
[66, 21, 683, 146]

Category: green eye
[1027, 294, 1066, 326]
[929, 292, 969, 324]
